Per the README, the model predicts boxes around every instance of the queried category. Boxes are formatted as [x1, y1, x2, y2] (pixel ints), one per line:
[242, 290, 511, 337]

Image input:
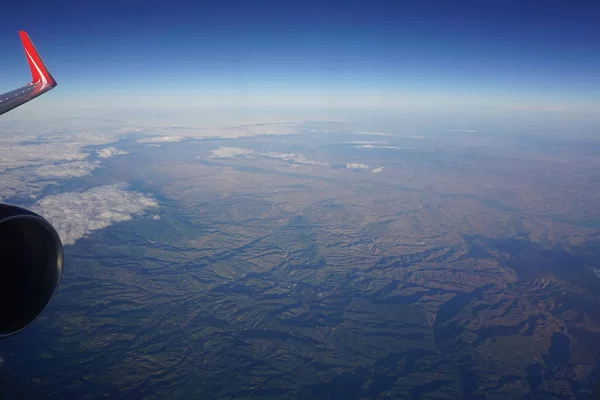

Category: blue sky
[0, 0, 599, 115]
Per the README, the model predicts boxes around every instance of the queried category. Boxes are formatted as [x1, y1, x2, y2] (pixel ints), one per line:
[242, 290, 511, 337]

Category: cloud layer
[96, 147, 129, 158]
[353, 131, 393, 137]
[33, 185, 159, 245]
[205, 147, 326, 166]
[340, 140, 387, 145]
[136, 136, 184, 143]
[0, 143, 88, 172]
[0, 131, 123, 199]
[346, 162, 370, 170]
[261, 152, 326, 166]
[36, 161, 99, 178]
[346, 163, 384, 173]
[210, 147, 254, 158]
[354, 144, 410, 150]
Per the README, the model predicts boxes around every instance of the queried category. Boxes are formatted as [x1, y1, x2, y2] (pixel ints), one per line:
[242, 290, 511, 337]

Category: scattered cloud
[340, 141, 388, 145]
[0, 131, 123, 199]
[397, 135, 425, 139]
[146, 144, 162, 147]
[354, 144, 411, 150]
[0, 172, 49, 201]
[353, 131, 393, 136]
[36, 161, 99, 178]
[260, 152, 326, 166]
[207, 148, 326, 165]
[152, 215, 161, 220]
[449, 129, 478, 133]
[346, 163, 370, 170]
[513, 107, 564, 112]
[139, 123, 298, 140]
[136, 136, 184, 143]
[33, 184, 159, 246]
[210, 147, 254, 158]
[0, 143, 89, 172]
[96, 146, 129, 158]
[346, 163, 384, 173]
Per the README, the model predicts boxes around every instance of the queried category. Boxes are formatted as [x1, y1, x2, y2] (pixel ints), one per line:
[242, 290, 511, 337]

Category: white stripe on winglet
[24, 49, 48, 89]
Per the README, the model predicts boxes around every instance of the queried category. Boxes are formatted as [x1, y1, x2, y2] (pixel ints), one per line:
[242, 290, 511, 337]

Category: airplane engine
[0, 204, 63, 338]
[0, 32, 62, 338]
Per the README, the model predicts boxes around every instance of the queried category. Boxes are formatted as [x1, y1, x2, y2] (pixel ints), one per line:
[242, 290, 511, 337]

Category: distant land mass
[1, 121, 600, 399]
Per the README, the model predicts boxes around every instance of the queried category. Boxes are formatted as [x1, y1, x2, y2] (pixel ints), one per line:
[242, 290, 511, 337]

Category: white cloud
[137, 122, 298, 140]
[0, 173, 46, 201]
[346, 163, 370, 170]
[449, 129, 478, 133]
[0, 143, 89, 172]
[354, 144, 411, 150]
[146, 144, 162, 147]
[152, 215, 161, 220]
[207, 148, 325, 165]
[210, 147, 254, 158]
[513, 107, 564, 112]
[36, 161, 99, 178]
[45, 131, 125, 146]
[353, 131, 393, 136]
[97, 146, 129, 159]
[399, 135, 425, 139]
[136, 136, 184, 143]
[33, 184, 159, 245]
[260, 152, 326, 166]
[340, 141, 387, 145]
[346, 162, 385, 173]
[0, 131, 124, 199]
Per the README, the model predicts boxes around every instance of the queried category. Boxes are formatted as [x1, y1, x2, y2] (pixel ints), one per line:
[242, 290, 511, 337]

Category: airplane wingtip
[18, 30, 57, 87]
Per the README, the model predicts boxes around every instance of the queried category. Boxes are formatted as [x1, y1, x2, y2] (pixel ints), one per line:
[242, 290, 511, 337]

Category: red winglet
[18, 31, 56, 87]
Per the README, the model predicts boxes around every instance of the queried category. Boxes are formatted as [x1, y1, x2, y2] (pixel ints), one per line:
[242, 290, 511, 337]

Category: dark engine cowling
[0, 203, 63, 338]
